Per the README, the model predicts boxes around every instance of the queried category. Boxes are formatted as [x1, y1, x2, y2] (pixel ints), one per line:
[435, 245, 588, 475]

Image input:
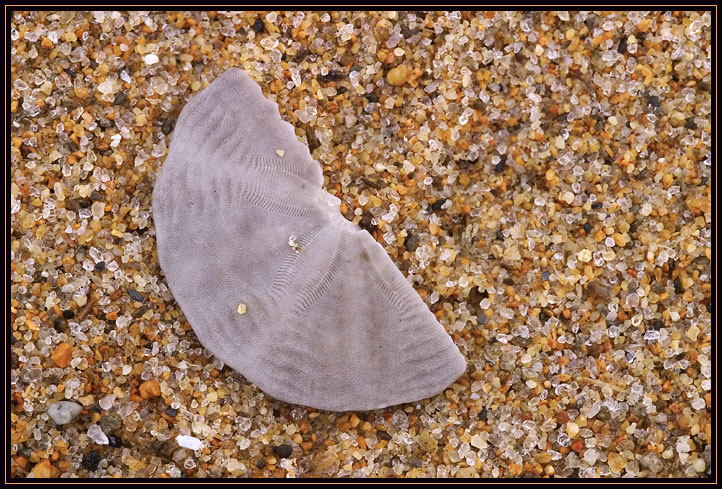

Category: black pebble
[405, 233, 420, 252]
[256, 460, 265, 469]
[62, 309, 75, 319]
[99, 117, 113, 129]
[378, 431, 391, 441]
[431, 198, 447, 211]
[81, 450, 102, 471]
[253, 18, 265, 33]
[273, 444, 293, 459]
[494, 159, 507, 173]
[113, 92, 125, 106]
[496, 229, 505, 241]
[162, 119, 174, 135]
[583, 222, 592, 234]
[685, 117, 698, 130]
[165, 406, 178, 417]
[478, 406, 488, 421]
[89, 190, 104, 201]
[477, 313, 489, 326]
[335, 86, 347, 95]
[65, 68, 76, 78]
[107, 435, 122, 448]
[128, 289, 144, 302]
[648, 95, 660, 108]
[95, 261, 105, 272]
[364, 93, 378, 103]
[591, 202, 602, 209]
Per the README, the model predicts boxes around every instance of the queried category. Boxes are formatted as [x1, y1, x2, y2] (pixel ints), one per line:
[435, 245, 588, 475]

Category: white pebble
[87, 424, 109, 445]
[143, 53, 159, 65]
[97, 78, 115, 95]
[176, 434, 203, 450]
[91, 201, 105, 219]
[98, 394, 116, 410]
[47, 401, 82, 425]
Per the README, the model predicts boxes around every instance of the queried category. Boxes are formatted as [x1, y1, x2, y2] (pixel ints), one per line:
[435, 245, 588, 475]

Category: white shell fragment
[151, 68, 466, 411]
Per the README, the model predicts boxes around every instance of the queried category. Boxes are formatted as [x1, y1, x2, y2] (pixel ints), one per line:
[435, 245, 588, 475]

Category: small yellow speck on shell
[237, 303, 247, 315]
[276, 149, 285, 157]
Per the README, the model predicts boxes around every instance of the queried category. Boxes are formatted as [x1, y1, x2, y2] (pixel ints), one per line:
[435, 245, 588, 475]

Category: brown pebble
[556, 410, 569, 424]
[139, 379, 161, 399]
[32, 459, 53, 478]
[387, 65, 409, 86]
[51, 342, 73, 368]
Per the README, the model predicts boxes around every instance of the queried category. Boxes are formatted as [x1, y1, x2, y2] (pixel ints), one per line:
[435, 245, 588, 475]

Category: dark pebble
[65, 68, 76, 78]
[405, 233, 420, 252]
[648, 95, 660, 108]
[431, 198, 447, 211]
[685, 117, 698, 130]
[541, 271, 550, 281]
[162, 119, 174, 135]
[89, 190, 104, 201]
[477, 313, 489, 326]
[273, 444, 293, 459]
[335, 86, 348, 95]
[673, 278, 684, 295]
[591, 202, 602, 209]
[360, 177, 380, 189]
[113, 92, 125, 105]
[81, 450, 102, 472]
[107, 434, 122, 448]
[94, 261, 105, 272]
[62, 309, 75, 319]
[364, 93, 378, 103]
[496, 229, 506, 241]
[165, 406, 178, 417]
[98, 117, 113, 129]
[617, 35, 627, 53]
[256, 459, 265, 469]
[494, 159, 507, 173]
[468, 286, 488, 305]
[253, 18, 265, 33]
[478, 407, 488, 421]
[133, 304, 151, 319]
[378, 431, 391, 441]
[583, 222, 592, 234]
[317, 70, 345, 83]
[358, 213, 376, 233]
[128, 289, 144, 302]
[53, 317, 65, 329]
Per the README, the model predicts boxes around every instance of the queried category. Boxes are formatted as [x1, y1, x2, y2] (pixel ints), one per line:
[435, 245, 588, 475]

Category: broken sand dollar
[151, 68, 466, 411]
